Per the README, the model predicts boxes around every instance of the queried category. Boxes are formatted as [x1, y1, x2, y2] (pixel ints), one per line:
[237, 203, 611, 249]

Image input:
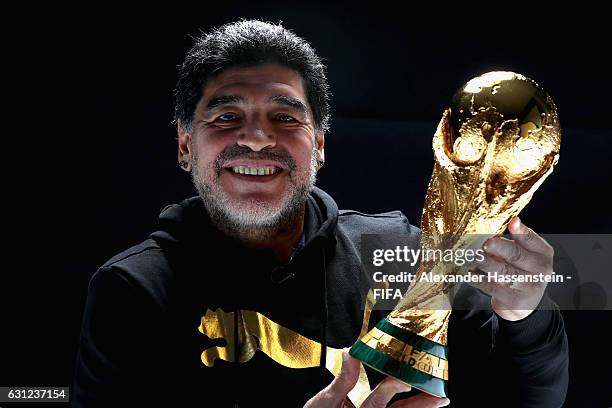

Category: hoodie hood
[151, 186, 339, 267]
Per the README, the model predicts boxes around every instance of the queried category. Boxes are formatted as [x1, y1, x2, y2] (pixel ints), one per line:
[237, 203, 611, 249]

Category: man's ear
[177, 124, 193, 172]
[315, 130, 325, 166]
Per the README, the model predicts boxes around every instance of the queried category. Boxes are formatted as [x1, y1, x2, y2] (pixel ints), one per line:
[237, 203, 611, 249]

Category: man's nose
[237, 118, 276, 151]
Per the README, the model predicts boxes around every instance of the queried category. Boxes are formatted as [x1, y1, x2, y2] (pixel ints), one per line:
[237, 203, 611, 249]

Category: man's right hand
[304, 350, 451, 408]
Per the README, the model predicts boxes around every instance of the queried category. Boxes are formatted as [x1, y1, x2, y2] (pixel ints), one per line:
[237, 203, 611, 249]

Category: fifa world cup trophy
[350, 72, 561, 397]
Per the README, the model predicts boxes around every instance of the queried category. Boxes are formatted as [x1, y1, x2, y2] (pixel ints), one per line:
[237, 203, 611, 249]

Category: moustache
[214, 145, 297, 174]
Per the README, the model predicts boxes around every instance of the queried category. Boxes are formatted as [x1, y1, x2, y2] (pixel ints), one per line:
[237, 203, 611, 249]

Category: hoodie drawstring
[319, 246, 329, 382]
[234, 306, 240, 407]
[234, 307, 240, 364]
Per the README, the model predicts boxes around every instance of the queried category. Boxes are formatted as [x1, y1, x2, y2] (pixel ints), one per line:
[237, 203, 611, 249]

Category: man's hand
[471, 216, 554, 321]
[304, 350, 450, 408]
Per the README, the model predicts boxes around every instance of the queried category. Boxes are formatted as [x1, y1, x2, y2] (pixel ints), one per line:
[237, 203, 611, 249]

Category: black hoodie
[72, 187, 568, 407]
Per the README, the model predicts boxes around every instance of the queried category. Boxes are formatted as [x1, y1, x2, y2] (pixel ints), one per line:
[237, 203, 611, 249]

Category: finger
[361, 377, 411, 408]
[466, 273, 501, 299]
[304, 350, 360, 408]
[474, 254, 530, 290]
[491, 296, 539, 320]
[328, 349, 360, 397]
[389, 393, 451, 408]
[465, 268, 521, 306]
[507, 217, 554, 257]
[467, 270, 543, 312]
[484, 235, 539, 272]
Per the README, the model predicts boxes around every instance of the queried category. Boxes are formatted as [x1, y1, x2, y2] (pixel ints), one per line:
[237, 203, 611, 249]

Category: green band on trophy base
[376, 319, 448, 360]
[349, 318, 448, 398]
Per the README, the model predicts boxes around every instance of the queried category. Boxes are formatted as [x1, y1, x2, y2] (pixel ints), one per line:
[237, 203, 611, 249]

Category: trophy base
[349, 318, 448, 398]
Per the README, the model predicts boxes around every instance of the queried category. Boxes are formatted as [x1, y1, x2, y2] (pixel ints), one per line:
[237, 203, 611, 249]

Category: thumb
[507, 216, 523, 234]
[304, 349, 360, 408]
[328, 349, 360, 396]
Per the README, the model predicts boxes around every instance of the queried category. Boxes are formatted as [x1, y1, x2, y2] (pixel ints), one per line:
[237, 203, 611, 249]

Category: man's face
[179, 63, 324, 235]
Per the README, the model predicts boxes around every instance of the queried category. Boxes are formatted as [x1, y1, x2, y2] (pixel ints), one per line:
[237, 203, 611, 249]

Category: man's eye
[217, 113, 239, 121]
[275, 114, 296, 122]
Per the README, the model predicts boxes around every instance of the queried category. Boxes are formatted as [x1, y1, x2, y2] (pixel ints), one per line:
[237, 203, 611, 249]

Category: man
[72, 20, 568, 407]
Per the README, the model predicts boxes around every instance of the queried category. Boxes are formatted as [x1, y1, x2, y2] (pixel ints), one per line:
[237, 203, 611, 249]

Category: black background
[3, 4, 611, 407]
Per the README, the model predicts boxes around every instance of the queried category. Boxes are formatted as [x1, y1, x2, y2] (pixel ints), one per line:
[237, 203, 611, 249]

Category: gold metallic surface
[199, 297, 377, 407]
[388, 72, 561, 345]
[199, 308, 319, 367]
[388, 308, 451, 345]
[360, 327, 449, 380]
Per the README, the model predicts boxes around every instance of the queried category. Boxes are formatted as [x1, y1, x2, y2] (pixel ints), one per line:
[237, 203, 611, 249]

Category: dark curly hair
[174, 19, 331, 133]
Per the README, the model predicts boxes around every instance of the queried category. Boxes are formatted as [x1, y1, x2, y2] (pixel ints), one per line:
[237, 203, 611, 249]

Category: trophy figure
[349, 71, 561, 397]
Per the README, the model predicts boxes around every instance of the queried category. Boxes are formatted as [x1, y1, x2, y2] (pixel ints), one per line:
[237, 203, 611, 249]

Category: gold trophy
[349, 72, 561, 397]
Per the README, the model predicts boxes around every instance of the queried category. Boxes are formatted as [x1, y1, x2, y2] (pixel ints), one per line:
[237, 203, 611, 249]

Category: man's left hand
[471, 216, 554, 321]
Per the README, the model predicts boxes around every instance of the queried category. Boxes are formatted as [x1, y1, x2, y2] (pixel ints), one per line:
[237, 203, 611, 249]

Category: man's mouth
[229, 165, 281, 176]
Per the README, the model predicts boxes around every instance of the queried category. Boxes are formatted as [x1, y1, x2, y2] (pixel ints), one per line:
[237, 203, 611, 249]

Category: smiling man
[181, 63, 322, 258]
[72, 20, 569, 408]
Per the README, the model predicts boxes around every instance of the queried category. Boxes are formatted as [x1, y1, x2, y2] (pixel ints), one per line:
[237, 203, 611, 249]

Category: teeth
[231, 166, 278, 176]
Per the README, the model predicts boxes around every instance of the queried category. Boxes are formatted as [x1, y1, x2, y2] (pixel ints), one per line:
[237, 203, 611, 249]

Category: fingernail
[483, 240, 493, 252]
[513, 217, 524, 231]
[391, 379, 411, 392]
[341, 348, 350, 362]
[438, 398, 451, 407]
[389, 378, 412, 392]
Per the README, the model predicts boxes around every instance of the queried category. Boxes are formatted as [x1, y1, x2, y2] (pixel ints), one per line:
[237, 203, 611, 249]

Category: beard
[191, 143, 318, 241]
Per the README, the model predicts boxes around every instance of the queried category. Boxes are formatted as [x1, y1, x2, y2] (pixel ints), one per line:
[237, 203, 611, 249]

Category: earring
[179, 161, 189, 169]
[318, 159, 325, 168]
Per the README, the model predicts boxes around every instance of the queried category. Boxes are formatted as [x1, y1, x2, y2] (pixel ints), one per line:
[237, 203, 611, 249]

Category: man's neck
[213, 206, 306, 263]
